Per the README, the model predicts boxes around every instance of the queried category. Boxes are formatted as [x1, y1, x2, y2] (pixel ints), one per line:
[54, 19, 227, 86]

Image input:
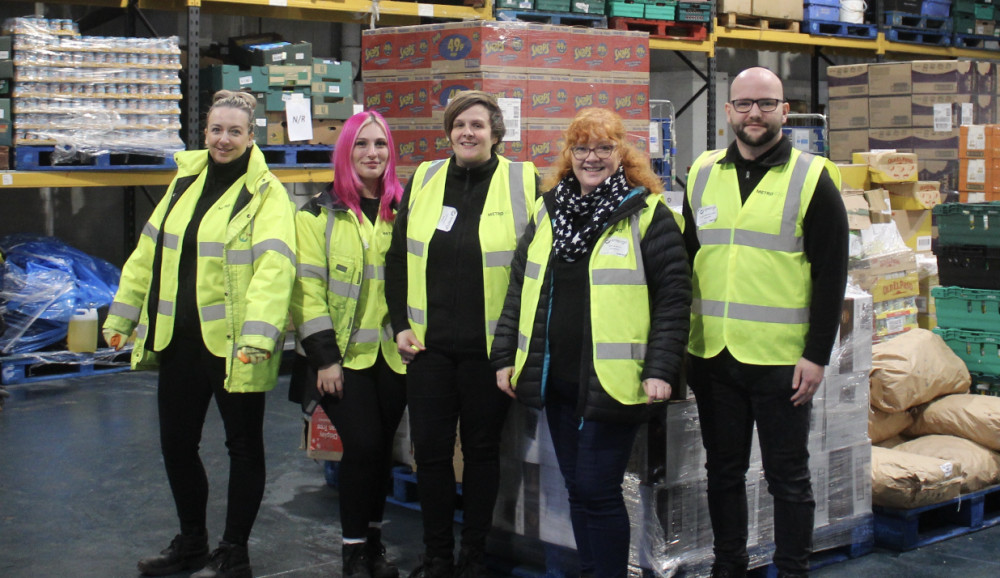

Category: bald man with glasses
[680, 67, 849, 578]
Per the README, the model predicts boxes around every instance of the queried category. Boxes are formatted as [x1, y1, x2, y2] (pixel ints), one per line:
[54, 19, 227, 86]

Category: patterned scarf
[552, 166, 630, 262]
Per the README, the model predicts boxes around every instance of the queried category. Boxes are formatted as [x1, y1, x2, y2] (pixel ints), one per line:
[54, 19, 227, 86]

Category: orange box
[388, 120, 442, 168]
[524, 121, 570, 168]
[361, 27, 434, 78]
[430, 21, 535, 74]
[430, 72, 529, 118]
[525, 75, 600, 119]
[957, 157, 1000, 193]
[363, 76, 433, 118]
[613, 78, 650, 121]
[959, 124, 1000, 158]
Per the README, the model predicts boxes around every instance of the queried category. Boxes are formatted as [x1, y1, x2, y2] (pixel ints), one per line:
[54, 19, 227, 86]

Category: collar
[446, 153, 499, 181]
[719, 136, 792, 169]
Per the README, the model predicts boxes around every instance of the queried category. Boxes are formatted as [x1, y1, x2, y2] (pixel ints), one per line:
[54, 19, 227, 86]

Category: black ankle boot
[710, 562, 747, 578]
[343, 542, 372, 578]
[137, 532, 209, 576]
[365, 528, 399, 578]
[407, 555, 453, 578]
[191, 541, 252, 578]
[454, 546, 485, 578]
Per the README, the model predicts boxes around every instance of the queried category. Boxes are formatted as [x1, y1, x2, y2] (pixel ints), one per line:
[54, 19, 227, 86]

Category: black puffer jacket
[491, 186, 691, 423]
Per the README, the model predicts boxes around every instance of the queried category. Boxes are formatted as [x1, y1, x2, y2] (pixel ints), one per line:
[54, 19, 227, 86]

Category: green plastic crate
[536, 0, 571, 10]
[953, 15, 978, 35]
[607, 1, 645, 17]
[932, 286, 1000, 332]
[934, 327, 1000, 375]
[645, 4, 676, 20]
[677, 1, 712, 23]
[971, 372, 1000, 396]
[975, 4, 996, 20]
[497, 0, 534, 9]
[933, 202, 1000, 247]
[572, 0, 606, 14]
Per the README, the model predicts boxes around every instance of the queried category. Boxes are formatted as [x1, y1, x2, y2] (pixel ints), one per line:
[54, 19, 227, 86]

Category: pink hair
[330, 110, 403, 223]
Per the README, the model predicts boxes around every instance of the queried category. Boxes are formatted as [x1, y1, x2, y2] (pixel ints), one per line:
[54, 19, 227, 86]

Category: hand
[791, 357, 824, 406]
[396, 329, 424, 365]
[316, 363, 344, 399]
[496, 367, 516, 399]
[237, 346, 272, 365]
[102, 328, 128, 351]
[642, 378, 672, 404]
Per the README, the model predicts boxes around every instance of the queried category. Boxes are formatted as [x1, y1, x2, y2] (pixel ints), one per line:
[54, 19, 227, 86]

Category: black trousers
[157, 336, 267, 546]
[405, 349, 512, 559]
[320, 354, 407, 540]
[688, 349, 815, 574]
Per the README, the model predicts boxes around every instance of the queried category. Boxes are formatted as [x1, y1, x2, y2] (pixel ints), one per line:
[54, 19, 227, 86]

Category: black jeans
[157, 335, 267, 546]
[546, 377, 640, 578]
[406, 349, 511, 559]
[688, 350, 814, 574]
[320, 354, 407, 540]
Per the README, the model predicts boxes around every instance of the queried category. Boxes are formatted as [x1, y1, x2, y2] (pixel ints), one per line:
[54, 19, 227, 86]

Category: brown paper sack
[895, 434, 1000, 493]
[906, 394, 1000, 451]
[870, 329, 970, 413]
[869, 407, 914, 444]
[871, 445, 962, 509]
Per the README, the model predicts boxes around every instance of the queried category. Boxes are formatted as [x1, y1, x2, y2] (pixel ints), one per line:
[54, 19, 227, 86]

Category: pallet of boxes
[0, 33, 10, 169]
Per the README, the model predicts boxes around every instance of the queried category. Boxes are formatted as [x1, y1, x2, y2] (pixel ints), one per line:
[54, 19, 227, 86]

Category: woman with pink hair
[290, 110, 407, 578]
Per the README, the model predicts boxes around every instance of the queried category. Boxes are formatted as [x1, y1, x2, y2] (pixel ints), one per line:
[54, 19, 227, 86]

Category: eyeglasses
[570, 144, 616, 160]
[729, 98, 784, 113]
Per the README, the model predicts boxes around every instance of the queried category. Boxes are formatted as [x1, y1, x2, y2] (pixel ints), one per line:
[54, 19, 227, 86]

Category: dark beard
[735, 123, 780, 147]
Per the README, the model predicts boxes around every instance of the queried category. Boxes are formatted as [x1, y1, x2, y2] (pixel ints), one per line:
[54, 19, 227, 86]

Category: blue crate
[874, 484, 1000, 551]
[805, 5, 840, 22]
[922, 0, 951, 18]
[886, 26, 952, 45]
[804, 0, 840, 6]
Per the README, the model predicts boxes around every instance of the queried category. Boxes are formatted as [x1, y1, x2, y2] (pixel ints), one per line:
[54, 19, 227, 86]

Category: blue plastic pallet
[884, 11, 951, 31]
[804, 20, 878, 39]
[873, 484, 1000, 551]
[1, 348, 132, 386]
[886, 26, 952, 45]
[495, 9, 607, 27]
[748, 516, 874, 577]
[385, 465, 464, 523]
[14, 146, 177, 171]
[257, 145, 334, 168]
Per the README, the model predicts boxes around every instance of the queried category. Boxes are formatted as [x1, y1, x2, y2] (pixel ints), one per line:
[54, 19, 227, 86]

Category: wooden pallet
[805, 19, 879, 39]
[874, 484, 1000, 551]
[14, 146, 177, 171]
[720, 12, 801, 33]
[609, 17, 709, 40]
[1, 348, 132, 386]
[494, 9, 607, 28]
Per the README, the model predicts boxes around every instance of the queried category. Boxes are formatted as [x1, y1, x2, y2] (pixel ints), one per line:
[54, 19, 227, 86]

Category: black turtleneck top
[174, 146, 253, 340]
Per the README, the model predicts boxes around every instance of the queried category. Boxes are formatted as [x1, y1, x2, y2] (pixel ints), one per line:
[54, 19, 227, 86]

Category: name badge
[600, 237, 629, 258]
[696, 205, 718, 228]
[437, 206, 458, 232]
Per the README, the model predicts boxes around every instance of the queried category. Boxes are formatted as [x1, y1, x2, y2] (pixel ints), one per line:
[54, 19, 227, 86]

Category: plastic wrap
[0, 234, 121, 354]
[4, 17, 183, 158]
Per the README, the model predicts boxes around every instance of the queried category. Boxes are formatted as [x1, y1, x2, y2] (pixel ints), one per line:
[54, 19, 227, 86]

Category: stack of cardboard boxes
[0, 33, 10, 162]
[361, 21, 650, 181]
[958, 124, 1000, 203]
[829, 61, 997, 194]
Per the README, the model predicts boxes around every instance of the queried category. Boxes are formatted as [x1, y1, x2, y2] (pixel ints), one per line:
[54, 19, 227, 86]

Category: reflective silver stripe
[141, 222, 158, 240]
[163, 232, 180, 250]
[509, 162, 528, 236]
[485, 250, 514, 268]
[691, 299, 726, 317]
[408, 306, 425, 325]
[595, 342, 647, 360]
[299, 315, 334, 339]
[158, 299, 174, 316]
[298, 263, 326, 280]
[517, 331, 529, 352]
[364, 264, 386, 280]
[259, 181, 270, 194]
[421, 159, 448, 187]
[534, 202, 548, 226]
[109, 301, 141, 322]
[201, 303, 226, 322]
[698, 229, 732, 246]
[382, 323, 395, 342]
[227, 249, 253, 265]
[136, 324, 147, 339]
[488, 319, 498, 334]
[406, 237, 425, 257]
[242, 320, 281, 343]
[199, 242, 224, 258]
[728, 303, 810, 324]
[351, 328, 380, 343]
[329, 278, 357, 299]
[690, 150, 725, 215]
[253, 239, 296, 265]
[524, 261, 542, 280]
[733, 229, 804, 252]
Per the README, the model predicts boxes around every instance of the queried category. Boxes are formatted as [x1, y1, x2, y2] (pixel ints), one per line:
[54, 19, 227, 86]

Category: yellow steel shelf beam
[0, 168, 333, 188]
[650, 37, 714, 56]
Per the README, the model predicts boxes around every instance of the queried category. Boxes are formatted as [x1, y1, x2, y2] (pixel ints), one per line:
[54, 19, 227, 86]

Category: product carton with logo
[911, 60, 977, 94]
[363, 75, 433, 118]
[429, 21, 534, 74]
[868, 62, 912, 96]
[911, 128, 959, 161]
[612, 78, 650, 121]
[827, 64, 869, 98]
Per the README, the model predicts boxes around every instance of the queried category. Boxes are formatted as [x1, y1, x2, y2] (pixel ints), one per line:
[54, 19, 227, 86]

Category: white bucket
[840, 0, 867, 24]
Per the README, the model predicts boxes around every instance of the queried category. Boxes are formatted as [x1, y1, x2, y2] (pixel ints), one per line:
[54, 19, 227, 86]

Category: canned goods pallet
[14, 146, 177, 171]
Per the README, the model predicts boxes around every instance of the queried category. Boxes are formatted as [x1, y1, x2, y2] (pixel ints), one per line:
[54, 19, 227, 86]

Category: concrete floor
[1, 370, 1000, 578]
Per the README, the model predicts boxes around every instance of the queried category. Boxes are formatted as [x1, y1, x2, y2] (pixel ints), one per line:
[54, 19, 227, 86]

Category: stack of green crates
[645, 0, 678, 21]
[607, 0, 645, 18]
[573, 0, 606, 14]
[953, 0, 1000, 36]
[496, 0, 534, 9]
[676, 0, 712, 23]
[931, 202, 1000, 394]
[536, 0, 572, 11]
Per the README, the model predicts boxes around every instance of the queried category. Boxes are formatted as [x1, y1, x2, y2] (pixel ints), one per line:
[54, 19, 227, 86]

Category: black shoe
[137, 533, 209, 576]
[407, 555, 454, 578]
[710, 562, 747, 578]
[191, 541, 252, 578]
[343, 542, 372, 578]
[454, 546, 485, 578]
[366, 528, 399, 578]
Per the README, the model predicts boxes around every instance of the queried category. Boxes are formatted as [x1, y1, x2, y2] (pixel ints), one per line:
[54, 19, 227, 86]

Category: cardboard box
[837, 163, 871, 190]
[856, 151, 919, 183]
[910, 60, 976, 94]
[265, 88, 311, 112]
[828, 65, 869, 98]
[869, 96, 912, 128]
[959, 124, 1000, 158]
[268, 65, 311, 87]
[264, 111, 285, 145]
[868, 62, 912, 96]
[864, 188, 893, 224]
[841, 190, 872, 230]
[200, 64, 245, 92]
[830, 130, 870, 162]
[975, 62, 996, 94]
[891, 209, 934, 253]
[612, 77, 649, 121]
[829, 98, 869, 130]
[885, 181, 941, 210]
[718, 0, 752, 13]
[235, 40, 312, 67]
[911, 128, 959, 161]
[430, 21, 537, 74]
[312, 95, 355, 120]
[959, 157, 988, 192]
[919, 159, 960, 194]
[306, 407, 344, 461]
[751, 0, 803, 20]
[363, 75, 433, 118]
[848, 249, 919, 303]
[911, 94, 967, 129]
[868, 128, 912, 153]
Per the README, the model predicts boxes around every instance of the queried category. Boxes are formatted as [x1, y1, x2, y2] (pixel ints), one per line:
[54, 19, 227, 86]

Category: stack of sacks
[869, 328, 1000, 508]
